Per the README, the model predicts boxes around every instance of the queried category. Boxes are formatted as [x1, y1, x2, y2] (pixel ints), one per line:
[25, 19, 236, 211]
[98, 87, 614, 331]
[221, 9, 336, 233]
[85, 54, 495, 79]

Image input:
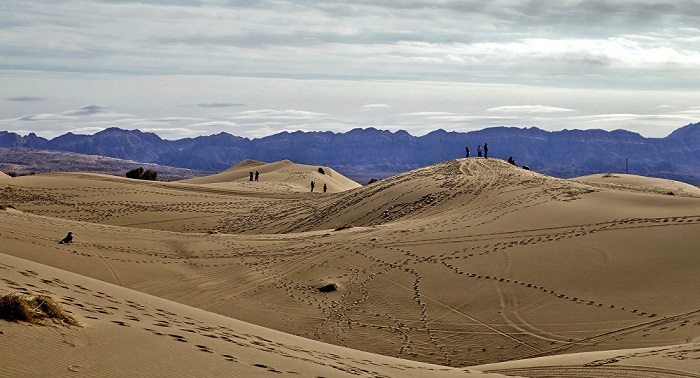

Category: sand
[1, 158, 699, 377]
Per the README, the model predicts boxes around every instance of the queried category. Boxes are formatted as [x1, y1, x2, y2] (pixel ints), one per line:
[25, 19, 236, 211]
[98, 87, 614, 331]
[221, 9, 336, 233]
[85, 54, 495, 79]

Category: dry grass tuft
[0, 293, 80, 326]
[334, 223, 354, 231]
[0, 293, 34, 322]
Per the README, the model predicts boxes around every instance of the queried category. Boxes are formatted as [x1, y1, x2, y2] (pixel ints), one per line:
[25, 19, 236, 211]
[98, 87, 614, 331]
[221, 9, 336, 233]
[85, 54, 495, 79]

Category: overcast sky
[2, 0, 700, 140]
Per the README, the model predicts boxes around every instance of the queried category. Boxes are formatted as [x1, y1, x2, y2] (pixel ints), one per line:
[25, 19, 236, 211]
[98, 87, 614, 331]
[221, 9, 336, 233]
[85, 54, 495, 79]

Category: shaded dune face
[1, 158, 699, 375]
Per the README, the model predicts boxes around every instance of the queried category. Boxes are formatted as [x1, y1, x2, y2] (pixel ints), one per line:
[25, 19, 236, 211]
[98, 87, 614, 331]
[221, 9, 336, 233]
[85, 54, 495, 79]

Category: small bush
[334, 223, 354, 231]
[5, 172, 17, 177]
[126, 167, 158, 181]
[367, 178, 379, 185]
[0, 293, 79, 326]
[318, 167, 325, 175]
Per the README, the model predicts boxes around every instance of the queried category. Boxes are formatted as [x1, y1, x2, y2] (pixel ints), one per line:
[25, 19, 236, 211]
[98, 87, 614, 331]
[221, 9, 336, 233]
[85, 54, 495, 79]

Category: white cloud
[361, 104, 392, 109]
[188, 121, 239, 128]
[487, 105, 577, 114]
[232, 109, 326, 120]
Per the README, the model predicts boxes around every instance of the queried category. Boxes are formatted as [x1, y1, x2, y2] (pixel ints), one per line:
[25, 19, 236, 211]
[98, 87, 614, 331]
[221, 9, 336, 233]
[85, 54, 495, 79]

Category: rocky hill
[0, 147, 211, 181]
[2, 123, 700, 184]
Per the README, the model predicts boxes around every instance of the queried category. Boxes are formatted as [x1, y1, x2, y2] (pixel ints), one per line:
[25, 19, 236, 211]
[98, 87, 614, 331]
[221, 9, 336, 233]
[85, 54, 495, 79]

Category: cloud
[62, 105, 110, 116]
[6, 96, 43, 102]
[14, 105, 130, 122]
[400, 112, 459, 117]
[188, 121, 239, 128]
[196, 102, 245, 108]
[487, 105, 576, 114]
[361, 104, 392, 109]
[232, 109, 326, 120]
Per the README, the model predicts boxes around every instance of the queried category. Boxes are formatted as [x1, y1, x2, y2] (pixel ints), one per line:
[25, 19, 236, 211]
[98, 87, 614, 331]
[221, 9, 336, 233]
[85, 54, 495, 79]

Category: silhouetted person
[249, 172, 253, 181]
[311, 181, 315, 192]
[477, 145, 482, 157]
[465, 146, 470, 158]
[484, 143, 488, 158]
[59, 232, 73, 244]
[254, 171, 259, 181]
[323, 183, 327, 193]
[508, 156, 516, 165]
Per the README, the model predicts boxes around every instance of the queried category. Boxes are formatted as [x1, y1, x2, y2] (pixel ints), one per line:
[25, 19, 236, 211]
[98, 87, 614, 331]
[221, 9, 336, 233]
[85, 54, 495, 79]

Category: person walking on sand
[484, 143, 488, 158]
[323, 183, 327, 193]
[465, 146, 470, 158]
[249, 172, 253, 181]
[477, 145, 482, 157]
[254, 171, 259, 182]
[311, 180, 315, 192]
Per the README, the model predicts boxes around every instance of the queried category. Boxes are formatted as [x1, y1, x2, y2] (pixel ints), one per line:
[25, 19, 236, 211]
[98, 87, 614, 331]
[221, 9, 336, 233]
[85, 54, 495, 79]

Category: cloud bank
[0, 1, 699, 139]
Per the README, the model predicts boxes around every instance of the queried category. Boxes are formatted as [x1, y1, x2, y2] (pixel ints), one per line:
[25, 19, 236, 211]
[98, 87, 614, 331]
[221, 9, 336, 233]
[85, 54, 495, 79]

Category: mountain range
[2, 123, 700, 184]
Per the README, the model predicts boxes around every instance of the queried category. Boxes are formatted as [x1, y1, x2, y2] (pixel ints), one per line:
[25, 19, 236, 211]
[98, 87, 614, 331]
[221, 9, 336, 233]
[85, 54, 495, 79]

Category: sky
[1, 0, 700, 140]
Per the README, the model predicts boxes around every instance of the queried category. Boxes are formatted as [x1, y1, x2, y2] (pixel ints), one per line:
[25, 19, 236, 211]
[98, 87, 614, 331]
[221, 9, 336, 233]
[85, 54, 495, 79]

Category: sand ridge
[1, 158, 699, 376]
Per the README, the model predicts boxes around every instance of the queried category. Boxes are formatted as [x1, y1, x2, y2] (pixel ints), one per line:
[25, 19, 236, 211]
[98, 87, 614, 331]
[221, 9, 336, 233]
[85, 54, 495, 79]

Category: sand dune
[1, 158, 699, 377]
[182, 159, 361, 193]
[572, 173, 700, 197]
[0, 253, 496, 378]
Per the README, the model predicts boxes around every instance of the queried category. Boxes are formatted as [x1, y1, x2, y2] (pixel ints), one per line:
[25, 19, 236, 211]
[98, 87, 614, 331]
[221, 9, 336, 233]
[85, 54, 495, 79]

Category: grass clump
[334, 223, 354, 231]
[0, 293, 80, 326]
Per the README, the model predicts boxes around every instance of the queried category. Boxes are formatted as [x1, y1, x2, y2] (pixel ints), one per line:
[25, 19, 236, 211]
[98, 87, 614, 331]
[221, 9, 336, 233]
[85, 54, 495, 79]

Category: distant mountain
[0, 147, 211, 181]
[2, 123, 700, 184]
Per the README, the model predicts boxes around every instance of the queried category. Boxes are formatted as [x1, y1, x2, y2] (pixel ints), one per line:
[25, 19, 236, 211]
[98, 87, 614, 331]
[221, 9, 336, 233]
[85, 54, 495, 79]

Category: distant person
[477, 145, 482, 157]
[465, 146, 470, 158]
[249, 172, 253, 181]
[58, 232, 73, 244]
[484, 143, 488, 158]
[508, 156, 516, 165]
[323, 183, 327, 193]
[310, 180, 315, 192]
[254, 171, 259, 182]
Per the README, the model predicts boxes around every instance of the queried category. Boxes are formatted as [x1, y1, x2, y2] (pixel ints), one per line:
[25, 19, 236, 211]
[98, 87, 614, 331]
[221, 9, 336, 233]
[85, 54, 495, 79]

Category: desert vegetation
[0, 293, 79, 326]
[126, 167, 158, 181]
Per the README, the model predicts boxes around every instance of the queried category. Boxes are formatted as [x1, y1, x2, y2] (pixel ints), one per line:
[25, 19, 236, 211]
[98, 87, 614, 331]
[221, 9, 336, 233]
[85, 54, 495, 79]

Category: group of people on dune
[465, 143, 489, 158]
[466, 143, 527, 170]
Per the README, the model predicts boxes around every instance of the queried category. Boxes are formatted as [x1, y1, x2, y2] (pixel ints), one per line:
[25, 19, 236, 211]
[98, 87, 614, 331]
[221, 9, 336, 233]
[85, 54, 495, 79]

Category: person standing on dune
[254, 171, 259, 181]
[465, 146, 470, 158]
[311, 181, 315, 192]
[477, 145, 482, 157]
[484, 143, 488, 158]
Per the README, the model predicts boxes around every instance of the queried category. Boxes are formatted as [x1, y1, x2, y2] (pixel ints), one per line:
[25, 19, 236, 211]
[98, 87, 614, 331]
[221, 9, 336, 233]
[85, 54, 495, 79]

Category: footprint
[169, 334, 187, 343]
[222, 354, 237, 362]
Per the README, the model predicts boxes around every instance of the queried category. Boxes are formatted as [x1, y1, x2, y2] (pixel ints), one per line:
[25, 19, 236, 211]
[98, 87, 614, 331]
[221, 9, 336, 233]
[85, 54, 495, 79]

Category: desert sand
[1, 158, 699, 377]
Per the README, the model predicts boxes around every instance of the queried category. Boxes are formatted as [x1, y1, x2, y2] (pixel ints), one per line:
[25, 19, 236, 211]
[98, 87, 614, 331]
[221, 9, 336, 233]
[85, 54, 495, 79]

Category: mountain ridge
[1, 122, 699, 184]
